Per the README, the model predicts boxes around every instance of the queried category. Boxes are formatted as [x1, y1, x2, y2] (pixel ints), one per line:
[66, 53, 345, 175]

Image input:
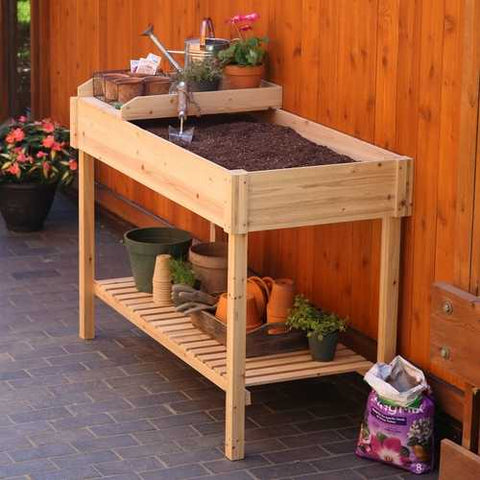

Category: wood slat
[94, 278, 372, 391]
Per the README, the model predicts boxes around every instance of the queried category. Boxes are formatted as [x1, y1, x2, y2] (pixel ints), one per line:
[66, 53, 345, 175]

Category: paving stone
[31, 465, 102, 479]
[263, 445, 329, 464]
[53, 450, 121, 468]
[9, 442, 76, 461]
[72, 434, 139, 452]
[159, 447, 224, 467]
[94, 457, 163, 475]
[249, 461, 317, 479]
[50, 412, 114, 430]
[204, 454, 270, 474]
[140, 463, 208, 480]
[9, 406, 72, 424]
[90, 419, 157, 437]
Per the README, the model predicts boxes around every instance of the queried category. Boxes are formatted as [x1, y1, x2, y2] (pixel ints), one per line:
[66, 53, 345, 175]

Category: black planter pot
[0, 182, 57, 232]
[308, 331, 339, 362]
[188, 78, 221, 92]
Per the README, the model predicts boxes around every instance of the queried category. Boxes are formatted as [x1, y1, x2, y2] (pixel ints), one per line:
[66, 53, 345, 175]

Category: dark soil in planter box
[138, 115, 355, 171]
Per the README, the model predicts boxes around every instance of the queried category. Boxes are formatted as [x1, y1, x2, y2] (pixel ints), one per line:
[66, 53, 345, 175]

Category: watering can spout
[141, 24, 154, 37]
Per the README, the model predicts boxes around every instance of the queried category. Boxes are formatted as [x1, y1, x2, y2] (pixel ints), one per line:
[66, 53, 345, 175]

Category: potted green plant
[178, 58, 222, 92]
[0, 116, 77, 232]
[169, 257, 197, 288]
[286, 295, 347, 361]
[218, 13, 268, 89]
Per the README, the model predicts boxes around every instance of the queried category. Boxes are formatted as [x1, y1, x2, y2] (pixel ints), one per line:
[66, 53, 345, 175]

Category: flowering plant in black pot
[286, 295, 347, 361]
[0, 116, 77, 232]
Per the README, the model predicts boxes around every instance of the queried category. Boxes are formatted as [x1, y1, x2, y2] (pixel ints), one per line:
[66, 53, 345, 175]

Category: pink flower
[36, 151, 48, 158]
[7, 163, 20, 176]
[5, 128, 25, 144]
[239, 24, 253, 31]
[370, 436, 406, 466]
[18, 115, 28, 123]
[241, 12, 259, 22]
[228, 14, 242, 23]
[42, 135, 55, 148]
[16, 151, 29, 163]
[42, 120, 55, 133]
[68, 159, 78, 171]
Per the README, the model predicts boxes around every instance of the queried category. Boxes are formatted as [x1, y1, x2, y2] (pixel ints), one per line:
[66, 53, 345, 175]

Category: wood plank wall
[33, 0, 480, 392]
[0, 0, 9, 121]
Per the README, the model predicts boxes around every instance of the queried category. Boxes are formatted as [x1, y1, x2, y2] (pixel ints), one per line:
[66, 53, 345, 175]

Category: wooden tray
[190, 310, 307, 358]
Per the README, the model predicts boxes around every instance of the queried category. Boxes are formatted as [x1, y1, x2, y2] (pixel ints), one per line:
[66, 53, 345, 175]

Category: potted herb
[286, 295, 347, 361]
[0, 117, 77, 232]
[218, 13, 268, 89]
[178, 58, 222, 92]
[169, 257, 197, 288]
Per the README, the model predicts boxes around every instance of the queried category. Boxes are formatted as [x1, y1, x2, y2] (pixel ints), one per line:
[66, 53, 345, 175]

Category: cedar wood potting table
[71, 79, 412, 460]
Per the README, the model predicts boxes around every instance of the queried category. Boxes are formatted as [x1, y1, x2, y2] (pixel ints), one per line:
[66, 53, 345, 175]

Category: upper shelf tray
[77, 78, 282, 121]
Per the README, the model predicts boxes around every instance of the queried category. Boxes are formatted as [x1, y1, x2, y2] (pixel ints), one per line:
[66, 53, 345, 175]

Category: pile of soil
[139, 115, 355, 171]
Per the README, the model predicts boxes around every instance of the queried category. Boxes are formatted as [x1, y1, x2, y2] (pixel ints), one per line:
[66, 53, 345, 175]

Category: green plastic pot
[308, 331, 339, 362]
[124, 227, 192, 293]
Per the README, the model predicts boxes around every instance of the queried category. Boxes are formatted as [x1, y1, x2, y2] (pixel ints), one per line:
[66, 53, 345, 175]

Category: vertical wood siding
[34, 0, 480, 389]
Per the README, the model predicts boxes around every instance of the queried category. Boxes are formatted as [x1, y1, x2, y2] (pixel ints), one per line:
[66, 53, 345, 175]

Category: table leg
[225, 232, 248, 460]
[79, 151, 95, 339]
[377, 216, 401, 363]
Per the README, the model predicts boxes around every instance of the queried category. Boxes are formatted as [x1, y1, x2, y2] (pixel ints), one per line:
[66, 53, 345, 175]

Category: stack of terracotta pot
[152, 254, 172, 306]
[215, 276, 295, 335]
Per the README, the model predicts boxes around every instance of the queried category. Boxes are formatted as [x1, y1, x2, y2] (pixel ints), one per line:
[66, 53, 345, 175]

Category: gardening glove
[175, 301, 216, 315]
[171, 284, 217, 307]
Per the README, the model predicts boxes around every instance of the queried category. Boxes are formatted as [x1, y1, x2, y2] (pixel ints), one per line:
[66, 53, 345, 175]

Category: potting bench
[71, 79, 412, 460]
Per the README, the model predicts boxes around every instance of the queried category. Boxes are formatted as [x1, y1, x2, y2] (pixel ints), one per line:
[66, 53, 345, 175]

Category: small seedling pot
[223, 64, 264, 89]
[189, 242, 228, 294]
[117, 78, 144, 104]
[215, 292, 262, 332]
[266, 278, 295, 334]
[103, 73, 129, 101]
[124, 227, 192, 293]
[144, 76, 172, 96]
[308, 331, 339, 362]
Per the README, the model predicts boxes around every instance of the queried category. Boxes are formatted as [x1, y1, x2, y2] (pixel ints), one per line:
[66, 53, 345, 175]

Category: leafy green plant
[218, 37, 268, 67]
[177, 58, 222, 83]
[169, 258, 196, 287]
[286, 295, 347, 341]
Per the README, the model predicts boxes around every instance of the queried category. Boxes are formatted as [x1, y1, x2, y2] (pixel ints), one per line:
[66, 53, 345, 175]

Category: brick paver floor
[0, 195, 439, 479]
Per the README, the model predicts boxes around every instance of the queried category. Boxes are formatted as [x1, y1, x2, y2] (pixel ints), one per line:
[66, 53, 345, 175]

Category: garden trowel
[168, 81, 194, 144]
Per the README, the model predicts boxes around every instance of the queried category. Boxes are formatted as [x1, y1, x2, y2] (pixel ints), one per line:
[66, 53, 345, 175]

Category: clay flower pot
[215, 292, 261, 332]
[223, 64, 264, 89]
[189, 242, 228, 294]
[267, 278, 295, 334]
[116, 78, 144, 104]
[247, 276, 269, 320]
[215, 293, 228, 323]
[143, 75, 172, 96]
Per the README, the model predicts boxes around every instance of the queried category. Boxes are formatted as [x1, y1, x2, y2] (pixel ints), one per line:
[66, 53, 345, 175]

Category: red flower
[16, 151, 30, 163]
[42, 120, 55, 133]
[7, 163, 20, 176]
[5, 128, 25, 144]
[68, 159, 78, 171]
[42, 135, 55, 148]
[42, 161, 51, 177]
[36, 151, 48, 158]
[239, 24, 253, 31]
[52, 141, 63, 152]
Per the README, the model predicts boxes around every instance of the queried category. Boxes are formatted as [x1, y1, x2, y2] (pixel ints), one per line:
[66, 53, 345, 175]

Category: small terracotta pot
[262, 276, 274, 295]
[117, 78, 144, 104]
[144, 75, 172, 96]
[215, 293, 228, 323]
[267, 278, 295, 334]
[215, 292, 261, 332]
[247, 277, 268, 320]
[223, 64, 265, 89]
[103, 74, 129, 101]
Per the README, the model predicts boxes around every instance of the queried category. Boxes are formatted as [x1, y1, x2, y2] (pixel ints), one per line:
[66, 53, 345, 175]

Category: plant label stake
[168, 81, 194, 144]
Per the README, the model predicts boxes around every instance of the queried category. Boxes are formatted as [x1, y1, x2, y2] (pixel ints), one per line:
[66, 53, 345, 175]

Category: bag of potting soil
[355, 356, 434, 475]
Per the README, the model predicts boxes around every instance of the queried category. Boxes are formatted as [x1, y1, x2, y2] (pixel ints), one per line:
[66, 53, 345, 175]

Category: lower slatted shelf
[95, 277, 372, 390]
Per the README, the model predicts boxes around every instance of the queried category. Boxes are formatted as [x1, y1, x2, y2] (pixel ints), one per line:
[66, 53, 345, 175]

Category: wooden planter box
[72, 79, 412, 461]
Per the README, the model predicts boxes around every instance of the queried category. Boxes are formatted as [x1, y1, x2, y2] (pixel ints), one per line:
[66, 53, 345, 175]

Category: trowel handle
[200, 18, 215, 48]
[177, 82, 188, 118]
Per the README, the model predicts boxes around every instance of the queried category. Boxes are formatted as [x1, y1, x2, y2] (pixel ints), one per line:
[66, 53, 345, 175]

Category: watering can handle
[200, 17, 215, 48]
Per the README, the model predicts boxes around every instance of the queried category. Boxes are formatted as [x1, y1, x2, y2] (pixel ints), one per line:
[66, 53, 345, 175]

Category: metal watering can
[141, 18, 229, 72]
